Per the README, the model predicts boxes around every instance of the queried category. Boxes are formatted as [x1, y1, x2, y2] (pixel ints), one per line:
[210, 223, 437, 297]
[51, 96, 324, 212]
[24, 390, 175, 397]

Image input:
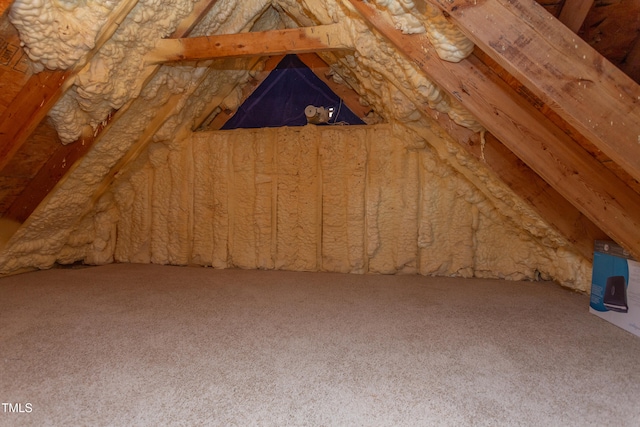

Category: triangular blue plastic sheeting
[222, 55, 364, 129]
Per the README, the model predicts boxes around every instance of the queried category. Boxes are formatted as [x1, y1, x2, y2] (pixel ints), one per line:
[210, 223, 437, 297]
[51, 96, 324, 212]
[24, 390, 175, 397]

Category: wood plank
[0, 69, 70, 172]
[558, 0, 594, 32]
[0, 121, 59, 212]
[474, 47, 640, 194]
[0, 0, 13, 17]
[0, 176, 24, 213]
[427, 0, 640, 184]
[0, 17, 32, 114]
[0, 120, 61, 216]
[145, 24, 352, 64]
[347, 0, 640, 258]
[4, 122, 105, 222]
[2, 120, 60, 178]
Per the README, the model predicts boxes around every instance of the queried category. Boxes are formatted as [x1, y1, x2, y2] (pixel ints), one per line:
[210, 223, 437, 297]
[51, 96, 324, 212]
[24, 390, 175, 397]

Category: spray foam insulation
[0, 0, 592, 290]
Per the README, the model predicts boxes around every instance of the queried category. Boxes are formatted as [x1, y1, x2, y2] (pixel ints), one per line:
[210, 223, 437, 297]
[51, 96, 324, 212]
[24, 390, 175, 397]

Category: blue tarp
[222, 55, 364, 129]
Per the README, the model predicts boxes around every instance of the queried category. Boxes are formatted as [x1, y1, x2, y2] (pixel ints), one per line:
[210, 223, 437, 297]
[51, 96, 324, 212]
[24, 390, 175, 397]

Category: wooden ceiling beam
[427, 0, 640, 184]
[146, 24, 352, 64]
[558, 0, 594, 33]
[473, 47, 640, 193]
[347, 0, 640, 258]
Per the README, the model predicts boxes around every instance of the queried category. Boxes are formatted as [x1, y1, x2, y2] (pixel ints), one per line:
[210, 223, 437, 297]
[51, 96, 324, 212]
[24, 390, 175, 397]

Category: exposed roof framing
[405, 77, 608, 262]
[0, 0, 221, 222]
[462, 132, 608, 258]
[1, 0, 640, 268]
[0, 0, 140, 171]
[427, 0, 640, 185]
[0, 69, 70, 172]
[347, 0, 640, 258]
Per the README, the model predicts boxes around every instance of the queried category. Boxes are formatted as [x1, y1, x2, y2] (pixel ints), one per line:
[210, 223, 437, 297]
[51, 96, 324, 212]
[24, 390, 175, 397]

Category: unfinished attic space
[2, 0, 640, 424]
[4, 0, 640, 290]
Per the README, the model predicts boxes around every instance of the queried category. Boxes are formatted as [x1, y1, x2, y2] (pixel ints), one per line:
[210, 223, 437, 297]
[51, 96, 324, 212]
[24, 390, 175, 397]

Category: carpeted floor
[1, 263, 640, 426]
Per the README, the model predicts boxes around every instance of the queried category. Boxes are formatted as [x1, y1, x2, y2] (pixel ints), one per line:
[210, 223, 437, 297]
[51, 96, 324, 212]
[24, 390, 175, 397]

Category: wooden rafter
[0, 18, 32, 116]
[194, 55, 283, 131]
[558, 0, 594, 32]
[0, 0, 140, 172]
[465, 132, 608, 259]
[4, 124, 105, 222]
[417, 101, 607, 261]
[0, 0, 13, 17]
[622, 34, 640, 84]
[346, 0, 640, 259]
[0, 69, 70, 172]
[145, 24, 352, 64]
[3, 0, 221, 223]
[0, 121, 59, 214]
[473, 48, 640, 194]
[427, 0, 640, 184]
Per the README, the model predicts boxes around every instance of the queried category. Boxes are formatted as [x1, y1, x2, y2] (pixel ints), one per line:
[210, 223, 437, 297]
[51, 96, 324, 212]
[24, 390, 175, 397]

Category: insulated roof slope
[1, 0, 638, 291]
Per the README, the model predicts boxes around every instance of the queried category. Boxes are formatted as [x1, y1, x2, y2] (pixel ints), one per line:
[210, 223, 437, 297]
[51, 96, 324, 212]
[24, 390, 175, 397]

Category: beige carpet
[1, 263, 640, 426]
